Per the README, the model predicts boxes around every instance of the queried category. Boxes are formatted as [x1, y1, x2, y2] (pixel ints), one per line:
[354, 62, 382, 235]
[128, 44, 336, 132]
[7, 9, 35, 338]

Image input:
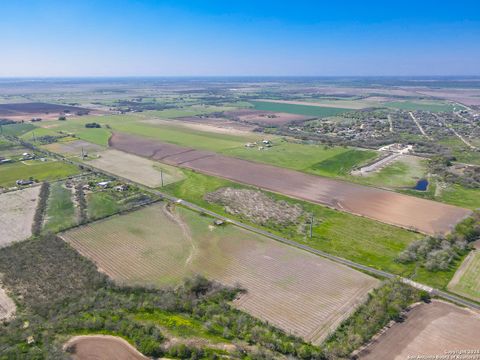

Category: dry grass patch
[0, 286, 15, 321]
[0, 187, 40, 247]
[87, 149, 184, 187]
[62, 203, 378, 344]
[43, 139, 104, 156]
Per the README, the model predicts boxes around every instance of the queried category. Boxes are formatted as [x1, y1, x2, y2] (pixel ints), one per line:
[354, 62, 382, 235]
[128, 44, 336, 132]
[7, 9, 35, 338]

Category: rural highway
[25, 138, 480, 312]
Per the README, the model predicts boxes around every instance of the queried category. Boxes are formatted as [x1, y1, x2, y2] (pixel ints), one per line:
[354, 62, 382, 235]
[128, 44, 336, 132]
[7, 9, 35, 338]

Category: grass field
[44, 182, 77, 233]
[0, 123, 36, 136]
[310, 149, 377, 176]
[134, 310, 228, 344]
[352, 155, 428, 188]
[384, 100, 458, 112]
[159, 169, 448, 286]
[62, 203, 378, 344]
[0, 160, 80, 188]
[437, 184, 480, 210]
[251, 101, 350, 117]
[86, 191, 122, 220]
[112, 121, 260, 152]
[448, 251, 480, 301]
[222, 139, 377, 177]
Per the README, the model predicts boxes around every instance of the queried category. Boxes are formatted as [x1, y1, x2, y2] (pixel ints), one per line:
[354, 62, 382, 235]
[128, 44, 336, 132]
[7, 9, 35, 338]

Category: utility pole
[160, 168, 164, 187]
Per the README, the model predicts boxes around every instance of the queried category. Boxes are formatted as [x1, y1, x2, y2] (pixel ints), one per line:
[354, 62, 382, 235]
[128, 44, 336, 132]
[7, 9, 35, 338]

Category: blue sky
[1, 0, 479, 76]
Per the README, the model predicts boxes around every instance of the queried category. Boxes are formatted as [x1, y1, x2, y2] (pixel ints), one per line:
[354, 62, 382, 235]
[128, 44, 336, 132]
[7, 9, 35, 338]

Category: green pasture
[0, 123, 36, 137]
[251, 101, 350, 117]
[310, 149, 377, 177]
[384, 100, 458, 113]
[86, 191, 121, 220]
[0, 160, 80, 188]
[44, 181, 77, 233]
[438, 184, 480, 210]
[222, 139, 376, 177]
[448, 251, 480, 302]
[352, 155, 428, 189]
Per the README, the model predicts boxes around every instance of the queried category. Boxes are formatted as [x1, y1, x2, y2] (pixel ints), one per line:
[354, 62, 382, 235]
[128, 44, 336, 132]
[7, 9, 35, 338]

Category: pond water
[413, 179, 429, 191]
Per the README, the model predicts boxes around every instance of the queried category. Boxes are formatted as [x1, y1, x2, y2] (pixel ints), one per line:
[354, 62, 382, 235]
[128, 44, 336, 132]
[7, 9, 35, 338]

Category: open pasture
[254, 99, 370, 109]
[448, 250, 480, 302]
[43, 139, 104, 157]
[359, 301, 480, 360]
[87, 149, 184, 187]
[0, 187, 40, 247]
[223, 108, 313, 126]
[62, 203, 379, 344]
[110, 133, 471, 235]
[383, 100, 458, 112]
[43, 181, 77, 233]
[0, 159, 80, 188]
[251, 100, 350, 117]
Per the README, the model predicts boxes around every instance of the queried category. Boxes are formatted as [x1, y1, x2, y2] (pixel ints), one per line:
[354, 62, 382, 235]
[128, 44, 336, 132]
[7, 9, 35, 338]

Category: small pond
[413, 179, 429, 191]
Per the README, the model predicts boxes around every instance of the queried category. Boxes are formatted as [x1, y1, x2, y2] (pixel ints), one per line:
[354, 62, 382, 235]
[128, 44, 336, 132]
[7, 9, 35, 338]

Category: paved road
[27, 139, 480, 312]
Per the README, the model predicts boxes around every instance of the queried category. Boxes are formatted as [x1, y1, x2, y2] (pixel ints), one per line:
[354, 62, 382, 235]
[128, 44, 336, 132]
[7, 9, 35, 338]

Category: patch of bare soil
[0, 186, 40, 247]
[44, 140, 104, 156]
[205, 187, 303, 226]
[224, 109, 312, 126]
[64, 335, 148, 360]
[0, 285, 15, 321]
[359, 300, 480, 360]
[143, 118, 257, 136]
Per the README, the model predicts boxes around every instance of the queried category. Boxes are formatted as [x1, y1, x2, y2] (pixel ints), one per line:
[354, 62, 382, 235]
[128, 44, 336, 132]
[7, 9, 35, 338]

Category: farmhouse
[114, 184, 129, 192]
[96, 181, 111, 188]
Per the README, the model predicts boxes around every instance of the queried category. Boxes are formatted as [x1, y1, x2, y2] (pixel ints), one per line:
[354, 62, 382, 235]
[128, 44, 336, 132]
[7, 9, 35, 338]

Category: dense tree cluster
[322, 279, 427, 360]
[396, 212, 480, 271]
[429, 156, 480, 189]
[31, 182, 50, 236]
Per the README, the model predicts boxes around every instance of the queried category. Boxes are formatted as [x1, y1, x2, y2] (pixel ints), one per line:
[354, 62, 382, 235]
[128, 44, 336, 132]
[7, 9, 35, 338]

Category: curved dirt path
[162, 203, 196, 265]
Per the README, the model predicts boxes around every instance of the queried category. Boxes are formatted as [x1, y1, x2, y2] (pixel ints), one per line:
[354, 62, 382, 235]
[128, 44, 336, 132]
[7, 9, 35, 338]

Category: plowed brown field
[64, 335, 148, 360]
[359, 301, 480, 360]
[62, 203, 378, 344]
[109, 133, 471, 235]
